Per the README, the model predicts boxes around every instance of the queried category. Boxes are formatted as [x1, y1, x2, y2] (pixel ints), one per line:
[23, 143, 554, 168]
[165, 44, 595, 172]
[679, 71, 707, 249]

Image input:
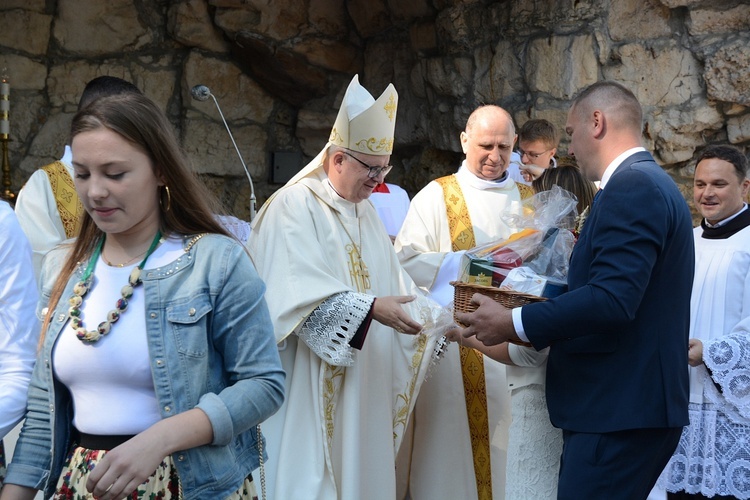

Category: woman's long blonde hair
[41, 92, 230, 344]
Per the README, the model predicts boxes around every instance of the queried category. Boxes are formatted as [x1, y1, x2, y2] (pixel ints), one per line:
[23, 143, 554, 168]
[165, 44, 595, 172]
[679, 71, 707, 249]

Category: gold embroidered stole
[42, 161, 82, 239]
[436, 175, 493, 500]
[517, 182, 534, 200]
[324, 210, 372, 470]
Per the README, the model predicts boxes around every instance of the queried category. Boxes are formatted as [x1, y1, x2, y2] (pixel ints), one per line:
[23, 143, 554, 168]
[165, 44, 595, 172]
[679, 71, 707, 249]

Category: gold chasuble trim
[43, 161, 83, 239]
[436, 175, 493, 500]
[517, 182, 534, 200]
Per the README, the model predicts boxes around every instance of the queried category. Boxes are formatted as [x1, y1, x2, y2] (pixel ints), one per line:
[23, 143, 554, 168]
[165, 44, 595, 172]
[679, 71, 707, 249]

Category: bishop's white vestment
[249, 163, 445, 500]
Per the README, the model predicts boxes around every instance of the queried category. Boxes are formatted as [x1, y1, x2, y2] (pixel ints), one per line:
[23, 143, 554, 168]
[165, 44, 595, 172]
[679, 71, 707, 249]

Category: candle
[0, 72, 8, 136]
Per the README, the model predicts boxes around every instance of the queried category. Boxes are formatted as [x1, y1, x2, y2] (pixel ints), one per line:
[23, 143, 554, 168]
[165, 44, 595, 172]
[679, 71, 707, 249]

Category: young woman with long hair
[0, 92, 284, 500]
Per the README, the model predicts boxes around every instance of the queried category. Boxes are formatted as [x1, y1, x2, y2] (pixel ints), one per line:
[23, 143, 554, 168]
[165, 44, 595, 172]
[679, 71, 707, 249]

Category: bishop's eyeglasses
[343, 151, 393, 179]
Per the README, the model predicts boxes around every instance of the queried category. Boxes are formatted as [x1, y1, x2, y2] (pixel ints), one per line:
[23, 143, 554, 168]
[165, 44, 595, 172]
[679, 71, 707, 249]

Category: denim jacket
[5, 234, 285, 499]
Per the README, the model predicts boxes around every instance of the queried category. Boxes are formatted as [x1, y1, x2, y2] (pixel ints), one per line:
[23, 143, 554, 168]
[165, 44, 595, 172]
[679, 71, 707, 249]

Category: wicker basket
[450, 281, 546, 347]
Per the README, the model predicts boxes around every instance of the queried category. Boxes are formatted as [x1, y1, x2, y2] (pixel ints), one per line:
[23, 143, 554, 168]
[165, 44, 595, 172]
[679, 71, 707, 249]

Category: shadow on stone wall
[0, 0, 748, 221]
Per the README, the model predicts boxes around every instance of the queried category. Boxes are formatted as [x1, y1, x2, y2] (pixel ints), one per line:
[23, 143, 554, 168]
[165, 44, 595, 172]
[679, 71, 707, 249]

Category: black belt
[76, 431, 135, 451]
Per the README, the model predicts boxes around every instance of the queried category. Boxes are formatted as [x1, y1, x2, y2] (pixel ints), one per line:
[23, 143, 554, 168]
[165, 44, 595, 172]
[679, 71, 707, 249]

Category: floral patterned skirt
[53, 445, 257, 499]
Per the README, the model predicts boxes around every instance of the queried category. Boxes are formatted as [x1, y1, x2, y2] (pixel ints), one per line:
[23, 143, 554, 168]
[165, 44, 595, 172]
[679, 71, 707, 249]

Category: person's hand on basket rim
[455, 293, 519, 346]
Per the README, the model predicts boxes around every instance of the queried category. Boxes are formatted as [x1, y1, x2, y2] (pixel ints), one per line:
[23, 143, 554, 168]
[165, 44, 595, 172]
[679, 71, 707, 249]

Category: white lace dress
[506, 384, 563, 499]
[505, 345, 562, 499]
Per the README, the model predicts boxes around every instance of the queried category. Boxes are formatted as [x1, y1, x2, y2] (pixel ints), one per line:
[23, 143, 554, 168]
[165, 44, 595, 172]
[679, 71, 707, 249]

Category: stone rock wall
[1, 0, 748, 220]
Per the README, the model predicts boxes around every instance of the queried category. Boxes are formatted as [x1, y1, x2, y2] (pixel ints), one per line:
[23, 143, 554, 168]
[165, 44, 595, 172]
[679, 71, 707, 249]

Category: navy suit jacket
[523, 151, 694, 433]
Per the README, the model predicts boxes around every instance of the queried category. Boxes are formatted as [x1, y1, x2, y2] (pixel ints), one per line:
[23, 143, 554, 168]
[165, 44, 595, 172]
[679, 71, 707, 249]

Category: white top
[15, 146, 74, 278]
[368, 183, 410, 237]
[53, 237, 184, 435]
[0, 201, 39, 439]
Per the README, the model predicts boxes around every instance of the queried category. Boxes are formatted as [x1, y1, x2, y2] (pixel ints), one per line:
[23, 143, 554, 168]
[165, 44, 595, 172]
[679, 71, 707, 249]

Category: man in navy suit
[457, 81, 694, 499]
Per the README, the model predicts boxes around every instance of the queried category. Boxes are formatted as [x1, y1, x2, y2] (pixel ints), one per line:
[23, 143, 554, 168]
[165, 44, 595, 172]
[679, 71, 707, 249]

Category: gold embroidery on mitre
[328, 76, 398, 155]
[354, 137, 394, 154]
[329, 127, 343, 144]
[384, 93, 397, 121]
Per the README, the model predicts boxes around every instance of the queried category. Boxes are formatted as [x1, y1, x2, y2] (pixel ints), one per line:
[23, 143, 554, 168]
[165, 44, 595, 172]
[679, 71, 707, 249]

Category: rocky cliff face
[1, 0, 748, 219]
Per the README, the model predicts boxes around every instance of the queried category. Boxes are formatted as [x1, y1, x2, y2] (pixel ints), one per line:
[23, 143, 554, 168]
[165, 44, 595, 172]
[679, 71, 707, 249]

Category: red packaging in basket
[461, 228, 542, 286]
[490, 248, 523, 286]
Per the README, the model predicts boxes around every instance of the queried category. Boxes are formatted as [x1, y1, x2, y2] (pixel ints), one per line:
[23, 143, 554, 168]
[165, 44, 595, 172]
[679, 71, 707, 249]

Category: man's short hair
[519, 119, 559, 148]
[696, 144, 749, 182]
[78, 76, 142, 111]
[572, 81, 642, 134]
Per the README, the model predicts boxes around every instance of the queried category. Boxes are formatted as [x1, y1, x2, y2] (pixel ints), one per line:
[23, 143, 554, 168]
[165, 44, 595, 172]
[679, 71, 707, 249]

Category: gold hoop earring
[160, 185, 172, 212]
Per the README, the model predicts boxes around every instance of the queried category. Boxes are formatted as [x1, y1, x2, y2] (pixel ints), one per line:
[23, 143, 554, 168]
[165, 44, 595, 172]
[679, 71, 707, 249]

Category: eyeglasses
[518, 147, 553, 161]
[343, 151, 393, 179]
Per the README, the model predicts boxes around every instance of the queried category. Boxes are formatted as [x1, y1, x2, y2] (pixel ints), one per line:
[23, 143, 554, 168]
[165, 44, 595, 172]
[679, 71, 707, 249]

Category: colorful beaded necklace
[69, 231, 162, 343]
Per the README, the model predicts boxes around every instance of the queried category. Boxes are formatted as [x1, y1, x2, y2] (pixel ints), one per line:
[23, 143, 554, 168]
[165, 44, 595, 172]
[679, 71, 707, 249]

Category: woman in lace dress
[659, 145, 750, 499]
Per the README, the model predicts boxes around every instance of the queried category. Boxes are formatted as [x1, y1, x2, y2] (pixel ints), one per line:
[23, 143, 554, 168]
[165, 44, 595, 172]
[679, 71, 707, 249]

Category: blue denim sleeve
[196, 243, 285, 446]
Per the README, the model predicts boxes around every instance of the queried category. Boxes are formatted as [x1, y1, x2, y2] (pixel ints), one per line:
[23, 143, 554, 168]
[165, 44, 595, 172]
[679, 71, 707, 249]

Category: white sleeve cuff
[512, 307, 529, 343]
[297, 292, 374, 366]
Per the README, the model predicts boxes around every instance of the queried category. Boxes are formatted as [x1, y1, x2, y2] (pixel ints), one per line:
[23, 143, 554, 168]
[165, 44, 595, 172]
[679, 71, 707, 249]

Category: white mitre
[251, 75, 399, 229]
[328, 74, 398, 155]
[273, 75, 399, 191]
[252, 76, 399, 229]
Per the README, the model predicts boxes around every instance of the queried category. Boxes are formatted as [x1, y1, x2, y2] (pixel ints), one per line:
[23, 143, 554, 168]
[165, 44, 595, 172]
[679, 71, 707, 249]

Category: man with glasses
[516, 118, 560, 184]
[249, 75, 445, 500]
[394, 105, 522, 500]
